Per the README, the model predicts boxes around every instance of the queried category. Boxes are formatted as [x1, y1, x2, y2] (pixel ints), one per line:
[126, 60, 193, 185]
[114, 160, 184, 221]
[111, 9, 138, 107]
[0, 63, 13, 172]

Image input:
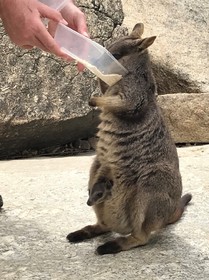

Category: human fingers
[61, 3, 89, 36]
[34, 23, 69, 58]
[47, 20, 77, 62]
[38, 3, 68, 25]
[77, 62, 85, 72]
[73, 11, 89, 37]
[22, 45, 34, 50]
[72, 13, 88, 71]
[47, 20, 57, 38]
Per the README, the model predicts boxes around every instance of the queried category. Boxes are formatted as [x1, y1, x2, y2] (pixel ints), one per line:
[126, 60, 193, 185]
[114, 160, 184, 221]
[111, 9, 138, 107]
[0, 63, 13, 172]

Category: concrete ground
[0, 145, 209, 280]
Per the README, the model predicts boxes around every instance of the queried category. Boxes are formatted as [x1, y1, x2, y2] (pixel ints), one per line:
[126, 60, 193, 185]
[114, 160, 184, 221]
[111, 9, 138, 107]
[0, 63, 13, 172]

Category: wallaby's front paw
[96, 240, 122, 255]
[67, 230, 90, 243]
[89, 97, 97, 107]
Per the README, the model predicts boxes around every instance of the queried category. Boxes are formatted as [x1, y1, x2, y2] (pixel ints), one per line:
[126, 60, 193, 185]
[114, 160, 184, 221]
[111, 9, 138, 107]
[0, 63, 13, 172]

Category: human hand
[48, 0, 89, 71]
[0, 0, 70, 58]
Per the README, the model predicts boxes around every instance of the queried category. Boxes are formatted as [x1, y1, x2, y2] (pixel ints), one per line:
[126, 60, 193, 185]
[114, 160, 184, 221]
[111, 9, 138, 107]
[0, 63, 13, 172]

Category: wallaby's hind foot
[168, 193, 192, 225]
[96, 231, 150, 255]
[67, 224, 109, 243]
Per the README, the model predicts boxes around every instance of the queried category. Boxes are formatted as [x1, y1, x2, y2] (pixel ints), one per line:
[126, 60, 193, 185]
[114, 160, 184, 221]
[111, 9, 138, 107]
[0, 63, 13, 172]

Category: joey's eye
[112, 53, 122, 60]
[96, 192, 103, 199]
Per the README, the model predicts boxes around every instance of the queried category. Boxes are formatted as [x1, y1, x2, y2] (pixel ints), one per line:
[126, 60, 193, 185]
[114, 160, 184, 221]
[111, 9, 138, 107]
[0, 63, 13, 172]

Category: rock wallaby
[67, 23, 192, 255]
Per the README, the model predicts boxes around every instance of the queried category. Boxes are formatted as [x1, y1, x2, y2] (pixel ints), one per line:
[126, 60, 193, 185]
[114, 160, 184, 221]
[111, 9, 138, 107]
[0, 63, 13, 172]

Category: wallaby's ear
[99, 80, 109, 94]
[130, 23, 144, 38]
[138, 36, 156, 50]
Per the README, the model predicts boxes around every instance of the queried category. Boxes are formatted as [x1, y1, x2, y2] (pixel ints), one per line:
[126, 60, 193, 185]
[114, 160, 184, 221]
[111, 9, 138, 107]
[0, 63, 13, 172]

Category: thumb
[74, 17, 89, 37]
[48, 20, 58, 37]
[38, 3, 68, 24]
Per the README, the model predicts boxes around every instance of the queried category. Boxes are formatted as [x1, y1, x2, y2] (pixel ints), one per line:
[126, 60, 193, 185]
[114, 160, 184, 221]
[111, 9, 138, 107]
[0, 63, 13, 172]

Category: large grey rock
[0, 0, 124, 159]
[122, 0, 209, 93]
[1, 0, 208, 159]
[158, 93, 209, 143]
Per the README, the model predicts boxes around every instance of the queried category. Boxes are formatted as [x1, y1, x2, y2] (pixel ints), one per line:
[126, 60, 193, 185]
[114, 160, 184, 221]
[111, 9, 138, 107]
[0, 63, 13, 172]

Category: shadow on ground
[0, 146, 209, 279]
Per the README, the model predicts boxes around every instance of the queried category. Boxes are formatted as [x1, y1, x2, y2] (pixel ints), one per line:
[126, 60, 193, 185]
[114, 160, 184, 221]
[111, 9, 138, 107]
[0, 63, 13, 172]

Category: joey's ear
[130, 23, 144, 38]
[138, 36, 156, 50]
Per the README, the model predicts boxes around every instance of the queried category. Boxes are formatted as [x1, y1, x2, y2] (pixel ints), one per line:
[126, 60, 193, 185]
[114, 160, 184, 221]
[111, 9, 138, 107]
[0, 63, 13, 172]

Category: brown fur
[67, 23, 192, 255]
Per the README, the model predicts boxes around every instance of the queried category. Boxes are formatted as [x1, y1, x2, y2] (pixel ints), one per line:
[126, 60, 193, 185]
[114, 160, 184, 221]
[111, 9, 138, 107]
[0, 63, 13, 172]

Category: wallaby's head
[87, 180, 113, 206]
[108, 23, 156, 69]
[98, 23, 157, 115]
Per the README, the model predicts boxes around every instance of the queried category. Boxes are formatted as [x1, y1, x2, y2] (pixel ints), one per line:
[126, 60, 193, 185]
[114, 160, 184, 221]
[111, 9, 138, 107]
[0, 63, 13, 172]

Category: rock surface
[0, 145, 209, 279]
[0, 0, 124, 158]
[1, 0, 209, 158]
[158, 93, 209, 143]
[122, 0, 209, 93]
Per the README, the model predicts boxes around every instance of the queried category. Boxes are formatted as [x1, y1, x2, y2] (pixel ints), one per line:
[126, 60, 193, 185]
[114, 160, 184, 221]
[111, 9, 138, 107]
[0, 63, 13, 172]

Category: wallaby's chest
[96, 114, 151, 167]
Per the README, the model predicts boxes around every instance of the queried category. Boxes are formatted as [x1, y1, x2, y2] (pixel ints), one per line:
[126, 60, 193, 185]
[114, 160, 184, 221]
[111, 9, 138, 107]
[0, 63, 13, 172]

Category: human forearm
[0, 0, 68, 56]
[0, 0, 89, 69]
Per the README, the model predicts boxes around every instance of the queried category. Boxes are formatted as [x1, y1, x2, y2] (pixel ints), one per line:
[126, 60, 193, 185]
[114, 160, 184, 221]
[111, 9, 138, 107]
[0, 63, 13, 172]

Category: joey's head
[87, 180, 113, 206]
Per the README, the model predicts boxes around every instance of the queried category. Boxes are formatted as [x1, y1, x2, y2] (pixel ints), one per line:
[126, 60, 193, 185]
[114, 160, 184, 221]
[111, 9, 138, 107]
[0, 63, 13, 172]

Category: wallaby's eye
[112, 53, 122, 60]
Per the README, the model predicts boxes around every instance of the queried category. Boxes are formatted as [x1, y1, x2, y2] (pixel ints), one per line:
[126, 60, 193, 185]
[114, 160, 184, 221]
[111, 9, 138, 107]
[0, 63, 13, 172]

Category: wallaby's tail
[167, 193, 192, 225]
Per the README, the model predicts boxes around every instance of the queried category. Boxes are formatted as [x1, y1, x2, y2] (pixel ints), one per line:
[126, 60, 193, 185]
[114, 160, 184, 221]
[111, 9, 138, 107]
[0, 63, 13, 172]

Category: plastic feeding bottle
[54, 23, 127, 86]
[39, 0, 127, 85]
